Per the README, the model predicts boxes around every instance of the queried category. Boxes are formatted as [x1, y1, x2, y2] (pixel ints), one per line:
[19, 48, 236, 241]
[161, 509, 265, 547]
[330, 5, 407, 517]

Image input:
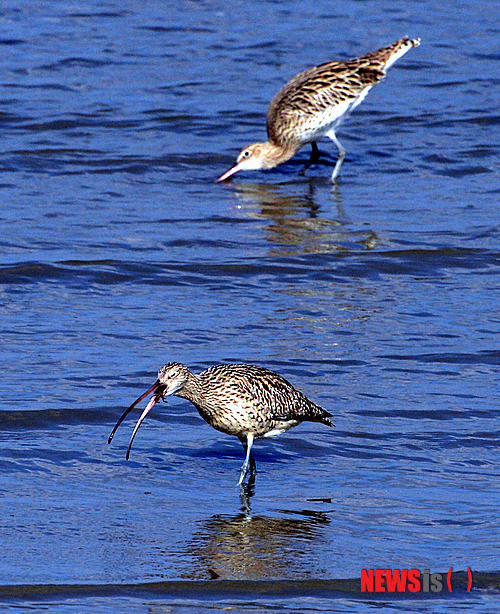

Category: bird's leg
[328, 132, 347, 182]
[299, 141, 321, 176]
[238, 433, 256, 486]
[249, 452, 256, 476]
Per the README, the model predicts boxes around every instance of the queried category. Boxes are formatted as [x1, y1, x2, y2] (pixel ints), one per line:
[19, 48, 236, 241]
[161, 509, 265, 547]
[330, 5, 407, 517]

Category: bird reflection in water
[184, 497, 332, 581]
[229, 181, 378, 255]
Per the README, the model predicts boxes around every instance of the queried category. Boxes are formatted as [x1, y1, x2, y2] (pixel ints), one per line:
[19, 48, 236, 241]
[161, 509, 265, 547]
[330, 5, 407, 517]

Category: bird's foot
[238, 457, 256, 486]
[238, 463, 249, 486]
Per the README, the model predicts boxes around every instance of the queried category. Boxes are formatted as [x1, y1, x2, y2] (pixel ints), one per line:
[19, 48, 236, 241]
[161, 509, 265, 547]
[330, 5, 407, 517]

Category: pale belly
[262, 420, 300, 438]
[296, 86, 373, 142]
[200, 402, 300, 439]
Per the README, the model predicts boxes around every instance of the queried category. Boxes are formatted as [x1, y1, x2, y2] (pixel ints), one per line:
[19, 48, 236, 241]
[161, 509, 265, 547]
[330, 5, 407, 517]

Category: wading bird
[217, 36, 420, 183]
[109, 362, 333, 485]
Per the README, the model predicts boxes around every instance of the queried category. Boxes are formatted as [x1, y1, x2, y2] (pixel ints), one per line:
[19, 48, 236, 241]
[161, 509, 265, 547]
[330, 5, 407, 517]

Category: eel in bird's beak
[108, 379, 167, 459]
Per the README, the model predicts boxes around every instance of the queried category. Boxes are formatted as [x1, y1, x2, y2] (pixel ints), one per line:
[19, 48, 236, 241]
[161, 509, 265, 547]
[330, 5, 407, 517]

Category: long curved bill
[125, 393, 160, 460]
[108, 379, 167, 458]
[216, 162, 244, 182]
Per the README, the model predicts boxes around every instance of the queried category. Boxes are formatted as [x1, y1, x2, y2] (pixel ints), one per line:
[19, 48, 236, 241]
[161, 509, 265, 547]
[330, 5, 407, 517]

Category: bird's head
[157, 362, 190, 395]
[107, 362, 190, 459]
[216, 143, 276, 181]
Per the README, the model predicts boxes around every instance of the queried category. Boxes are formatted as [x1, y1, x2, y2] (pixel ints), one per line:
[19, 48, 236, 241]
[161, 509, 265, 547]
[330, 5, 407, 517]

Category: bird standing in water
[108, 362, 333, 485]
[217, 36, 420, 183]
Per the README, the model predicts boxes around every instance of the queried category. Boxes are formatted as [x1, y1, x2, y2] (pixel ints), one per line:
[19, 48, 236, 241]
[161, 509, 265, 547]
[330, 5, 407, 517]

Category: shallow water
[1, 0, 500, 612]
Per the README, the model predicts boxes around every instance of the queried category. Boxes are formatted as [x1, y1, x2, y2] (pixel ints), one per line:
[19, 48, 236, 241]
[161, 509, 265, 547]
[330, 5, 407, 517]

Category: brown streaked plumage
[217, 36, 420, 183]
[108, 362, 333, 485]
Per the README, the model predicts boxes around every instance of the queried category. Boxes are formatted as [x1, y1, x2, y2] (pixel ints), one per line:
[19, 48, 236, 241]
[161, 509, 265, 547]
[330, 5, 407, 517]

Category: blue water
[1, 0, 500, 612]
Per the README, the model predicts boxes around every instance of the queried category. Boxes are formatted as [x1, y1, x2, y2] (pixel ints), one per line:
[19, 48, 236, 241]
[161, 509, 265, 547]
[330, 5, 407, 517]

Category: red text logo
[361, 568, 473, 593]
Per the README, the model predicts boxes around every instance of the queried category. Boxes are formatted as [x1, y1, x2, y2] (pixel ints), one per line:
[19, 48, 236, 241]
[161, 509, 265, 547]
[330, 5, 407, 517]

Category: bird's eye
[242, 150, 251, 159]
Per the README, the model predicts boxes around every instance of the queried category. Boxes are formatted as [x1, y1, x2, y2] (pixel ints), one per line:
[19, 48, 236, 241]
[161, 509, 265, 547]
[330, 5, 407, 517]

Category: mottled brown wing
[266, 60, 385, 144]
[221, 364, 332, 425]
[266, 36, 416, 145]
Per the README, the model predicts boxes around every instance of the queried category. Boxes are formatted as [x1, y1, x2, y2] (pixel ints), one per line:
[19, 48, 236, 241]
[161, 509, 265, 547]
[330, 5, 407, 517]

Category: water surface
[1, 0, 500, 612]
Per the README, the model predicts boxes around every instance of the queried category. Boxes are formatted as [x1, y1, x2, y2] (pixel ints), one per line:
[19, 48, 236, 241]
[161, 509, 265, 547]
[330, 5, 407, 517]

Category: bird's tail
[309, 402, 335, 427]
[319, 415, 335, 427]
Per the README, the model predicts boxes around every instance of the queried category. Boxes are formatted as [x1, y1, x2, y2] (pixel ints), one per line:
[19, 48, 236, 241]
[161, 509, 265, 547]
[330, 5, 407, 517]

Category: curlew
[217, 36, 420, 183]
[108, 362, 333, 485]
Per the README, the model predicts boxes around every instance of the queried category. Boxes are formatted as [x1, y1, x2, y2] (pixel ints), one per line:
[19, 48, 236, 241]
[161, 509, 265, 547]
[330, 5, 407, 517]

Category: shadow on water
[224, 180, 379, 254]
